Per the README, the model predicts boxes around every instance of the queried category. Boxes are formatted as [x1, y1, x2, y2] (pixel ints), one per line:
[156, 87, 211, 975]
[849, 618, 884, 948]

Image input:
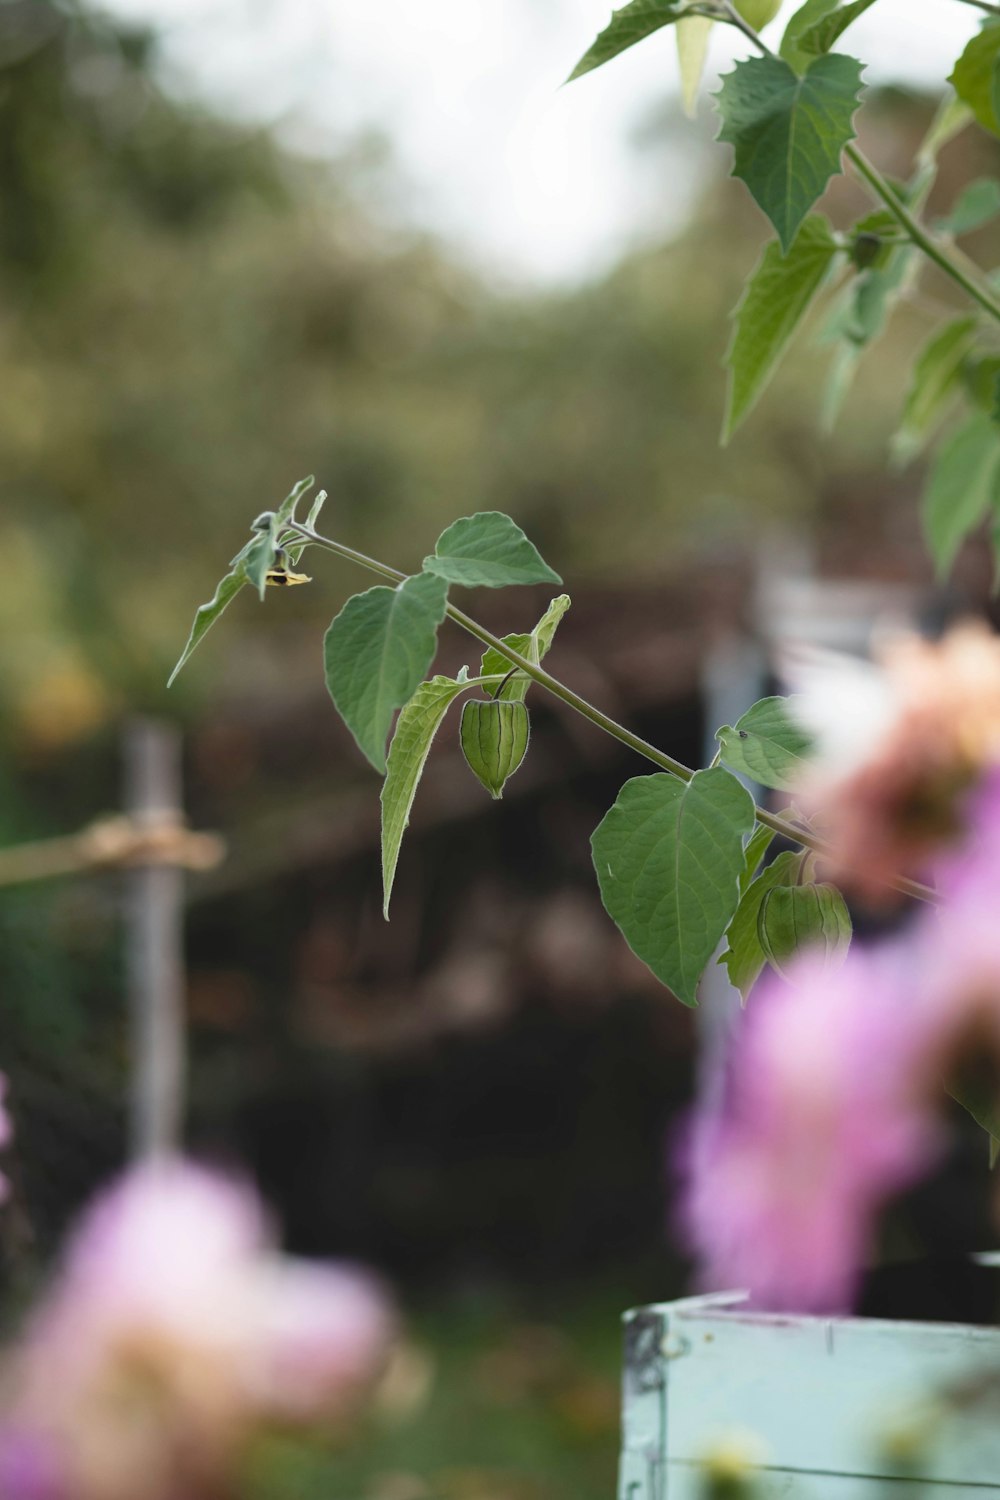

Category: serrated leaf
[724, 216, 838, 440]
[740, 822, 776, 895]
[480, 593, 571, 702]
[323, 572, 450, 773]
[949, 22, 1000, 138]
[716, 696, 814, 790]
[716, 52, 864, 251]
[922, 412, 1000, 578]
[424, 512, 561, 590]
[567, 0, 690, 83]
[168, 568, 248, 687]
[676, 15, 713, 118]
[780, 0, 839, 72]
[721, 849, 801, 1000]
[381, 675, 470, 918]
[893, 317, 977, 464]
[937, 178, 1000, 237]
[591, 768, 755, 1005]
[757, 880, 852, 979]
[794, 0, 879, 58]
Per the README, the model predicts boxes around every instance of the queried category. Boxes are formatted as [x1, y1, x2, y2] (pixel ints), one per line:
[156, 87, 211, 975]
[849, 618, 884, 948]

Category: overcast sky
[98, 0, 978, 285]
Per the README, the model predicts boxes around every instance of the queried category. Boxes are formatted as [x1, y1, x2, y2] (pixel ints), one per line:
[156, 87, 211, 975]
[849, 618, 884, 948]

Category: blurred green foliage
[0, 0, 920, 755]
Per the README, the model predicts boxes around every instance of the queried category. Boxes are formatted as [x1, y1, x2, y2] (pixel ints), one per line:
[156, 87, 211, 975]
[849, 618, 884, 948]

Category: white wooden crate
[619, 1292, 1000, 1498]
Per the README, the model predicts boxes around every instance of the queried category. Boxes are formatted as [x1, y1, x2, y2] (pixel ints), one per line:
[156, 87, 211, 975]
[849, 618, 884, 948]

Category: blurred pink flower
[0, 1160, 394, 1500]
[791, 625, 1000, 904]
[679, 945, 943, 1312]
[681, 771, 1000, 1313]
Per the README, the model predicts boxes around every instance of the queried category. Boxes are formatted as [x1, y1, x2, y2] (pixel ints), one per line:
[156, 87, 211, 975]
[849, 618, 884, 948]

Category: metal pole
[125, 719, 186, 1159]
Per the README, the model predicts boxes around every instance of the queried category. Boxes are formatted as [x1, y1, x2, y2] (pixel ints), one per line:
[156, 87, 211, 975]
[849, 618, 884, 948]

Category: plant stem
[716, 0, 1000, 327]
[954, 0, 1000, 17]
[291, 522, 937, 905]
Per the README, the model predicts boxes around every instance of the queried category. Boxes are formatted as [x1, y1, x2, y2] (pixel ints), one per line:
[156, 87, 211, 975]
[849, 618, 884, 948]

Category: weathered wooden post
[124, 719, 187, 1159]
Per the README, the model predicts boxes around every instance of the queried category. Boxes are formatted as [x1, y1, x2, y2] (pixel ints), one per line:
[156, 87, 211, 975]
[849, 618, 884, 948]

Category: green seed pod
[757, 881, 852, 980]
[460, 699, 530, 799]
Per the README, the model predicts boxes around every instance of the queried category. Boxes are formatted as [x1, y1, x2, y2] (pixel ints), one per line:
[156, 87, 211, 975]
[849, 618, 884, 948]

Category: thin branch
[291, 522, 938, 906]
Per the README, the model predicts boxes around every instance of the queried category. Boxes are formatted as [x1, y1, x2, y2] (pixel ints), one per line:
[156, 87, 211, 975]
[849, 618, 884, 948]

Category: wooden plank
[619, 1296, 1000, 1494]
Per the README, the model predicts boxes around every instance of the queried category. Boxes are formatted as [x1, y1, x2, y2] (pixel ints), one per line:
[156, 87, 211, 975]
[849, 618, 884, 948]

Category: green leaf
[567, 0, 690, 83]
[591, 768, 755, 1005]
[480, 593, 571, 702]
[893, 317, 977, 464]
[168, 567, 248, 688]
[921, 412, 1000, 578]
[245, 531, 279, 601]
[276, 474, 315, 527]
[949, 22, 1000, 138]
[757, 880, 852, 979]
[793, 0, 879, 59]
[423, 512, 562, 590]
[721, 849, 801, 1000]
[723, 215, 838, 440]
[304, 488, 327, 530]
[780, 0, 839, 72]
[716, 52, 864, 251]
[323, 572, 450, 773]
[917, 94, 973, 171]
[381, 675, 469, 918]
[676, 15, 713, 118]
[938, 178, 1000, 237]
[740, 822, 776, 895]
[947, 1070, 1000, 1164]
[716, 696, 814, 790]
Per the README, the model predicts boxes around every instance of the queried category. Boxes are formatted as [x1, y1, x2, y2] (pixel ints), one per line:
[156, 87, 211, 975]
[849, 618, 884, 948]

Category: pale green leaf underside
[591, 767, 755, 1006]
[676, 15, 713, 118]
[716, 695, 815, 790]
[949, 21, 1000, 138]
[480, 593, 571, 701]
[169, 475, 317, 685]
[168, 569, 247, 688]
[423, 511, 562, 589]
[937, 178, 1000, 237]
[567, 0, 689, 82]
[757, 880, 852, 979]
[381, 675, 469, 918]
[894, 316, 977, 463]
[724, 215, 838, 440]
[922, 412, 1000, 578]
[716, 51, 864, 251]
[721, 849, 800, 1001]
[323, 572, 449, 773]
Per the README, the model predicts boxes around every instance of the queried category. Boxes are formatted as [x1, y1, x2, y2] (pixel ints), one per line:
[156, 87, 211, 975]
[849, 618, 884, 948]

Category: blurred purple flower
[679, 945, 942, 1313]
[0, 1159, 394, 1500]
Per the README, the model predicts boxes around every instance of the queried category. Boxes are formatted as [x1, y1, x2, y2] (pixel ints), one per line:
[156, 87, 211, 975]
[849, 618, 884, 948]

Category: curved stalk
[291, 521, 938, 906]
